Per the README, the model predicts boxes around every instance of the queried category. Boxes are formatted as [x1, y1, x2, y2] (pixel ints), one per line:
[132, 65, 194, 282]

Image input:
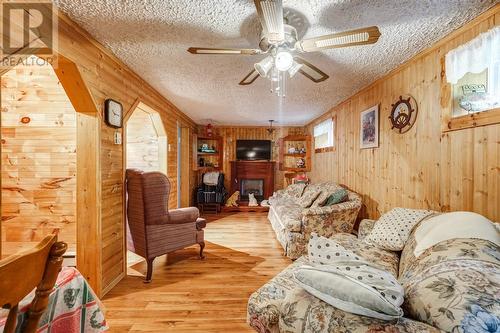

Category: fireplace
[240, 179, 264, 201]
[230, 161, 275, 204]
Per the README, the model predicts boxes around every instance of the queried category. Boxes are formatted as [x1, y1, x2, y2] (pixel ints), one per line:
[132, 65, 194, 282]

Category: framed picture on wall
[360, 105, 379, 149]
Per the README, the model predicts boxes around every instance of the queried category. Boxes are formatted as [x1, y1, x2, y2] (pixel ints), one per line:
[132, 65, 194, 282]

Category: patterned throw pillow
[324, 189, 348, 206]
[311, 187, 348, 207]
[308, 233, 366, 265]
[298, 186, 322, 208]
[364, 208, 435, 251]
[283, 183, 306, 198]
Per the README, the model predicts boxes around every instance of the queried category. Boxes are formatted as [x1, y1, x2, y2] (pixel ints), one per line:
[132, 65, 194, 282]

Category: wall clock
[104, 99, 123, 128]
[389, 95, 418, 134]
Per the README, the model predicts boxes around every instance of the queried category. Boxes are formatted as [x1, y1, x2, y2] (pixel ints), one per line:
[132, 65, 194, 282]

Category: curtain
[445, 26, 500, 86]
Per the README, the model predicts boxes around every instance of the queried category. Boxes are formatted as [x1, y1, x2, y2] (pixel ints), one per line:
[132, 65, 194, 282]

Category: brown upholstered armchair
[125, 169, 206, 282]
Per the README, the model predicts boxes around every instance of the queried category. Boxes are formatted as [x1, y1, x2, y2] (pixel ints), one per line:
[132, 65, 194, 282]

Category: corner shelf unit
[278, 135, 312, 172]
[193, 135, 223, 172]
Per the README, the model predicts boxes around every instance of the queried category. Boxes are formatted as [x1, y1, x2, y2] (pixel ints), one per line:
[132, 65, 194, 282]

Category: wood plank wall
[46, 13, 196, 295]
[1, 64, 77, 258]
[206, 126, 305, 191]
[126, 109, 162, 172]
[306, 7, 500, 222]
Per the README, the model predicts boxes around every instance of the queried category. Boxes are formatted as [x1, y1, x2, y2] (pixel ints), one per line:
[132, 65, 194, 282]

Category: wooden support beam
[52, 56, 102, 295]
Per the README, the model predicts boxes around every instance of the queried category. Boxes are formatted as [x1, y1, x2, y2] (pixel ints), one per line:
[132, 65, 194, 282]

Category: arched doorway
[125, 102, 167, 174]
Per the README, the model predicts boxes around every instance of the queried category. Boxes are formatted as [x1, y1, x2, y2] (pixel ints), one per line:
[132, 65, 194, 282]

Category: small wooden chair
[0, 235, 67, 333]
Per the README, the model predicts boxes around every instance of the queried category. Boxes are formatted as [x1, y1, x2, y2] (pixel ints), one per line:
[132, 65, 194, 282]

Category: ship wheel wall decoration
[389, 95, 418, 134]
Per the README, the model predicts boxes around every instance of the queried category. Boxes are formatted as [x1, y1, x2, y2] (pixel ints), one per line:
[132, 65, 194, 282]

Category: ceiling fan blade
[297, 26, 381, 52]
[254, 0, 285, 43]
[187, 47, 262, 55]
[295, 57, 329, 83]
[239, 69, 260, 86]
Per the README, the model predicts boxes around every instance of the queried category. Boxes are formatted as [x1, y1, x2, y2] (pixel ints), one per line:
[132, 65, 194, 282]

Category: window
[314, 117, 335, 152]
[445, 26, 500, 121]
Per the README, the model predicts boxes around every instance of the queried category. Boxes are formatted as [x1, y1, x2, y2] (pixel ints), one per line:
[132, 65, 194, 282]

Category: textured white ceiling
[54, 0, 497, 125]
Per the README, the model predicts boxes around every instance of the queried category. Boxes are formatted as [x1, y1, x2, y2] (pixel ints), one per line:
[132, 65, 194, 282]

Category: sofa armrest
[357, 219, 376, 240]
[301, 200, 361, 237]
[168, 207, 200, 224]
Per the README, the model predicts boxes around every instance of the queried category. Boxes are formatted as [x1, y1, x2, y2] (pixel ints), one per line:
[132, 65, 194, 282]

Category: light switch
[114, 131, 122, 145]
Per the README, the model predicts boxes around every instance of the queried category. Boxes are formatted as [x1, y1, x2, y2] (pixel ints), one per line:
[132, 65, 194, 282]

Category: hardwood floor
[103, 212, 292, 332]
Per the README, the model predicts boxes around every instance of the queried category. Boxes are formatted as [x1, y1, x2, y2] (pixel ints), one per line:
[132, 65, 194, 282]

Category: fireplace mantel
[230, 160, 275, 203]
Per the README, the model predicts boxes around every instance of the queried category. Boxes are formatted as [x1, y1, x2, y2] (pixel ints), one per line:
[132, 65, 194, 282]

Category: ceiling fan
[188, 0, 381, 97]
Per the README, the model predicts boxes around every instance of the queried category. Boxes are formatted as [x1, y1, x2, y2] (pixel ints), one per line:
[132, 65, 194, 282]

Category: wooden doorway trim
[124, 100, 168, 175]
[52, 55, 102, 294]
[180, 126, 191, 207]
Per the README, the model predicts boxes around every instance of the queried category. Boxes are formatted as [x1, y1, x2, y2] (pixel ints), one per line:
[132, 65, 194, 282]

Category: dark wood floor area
[103, 212, 291, 332]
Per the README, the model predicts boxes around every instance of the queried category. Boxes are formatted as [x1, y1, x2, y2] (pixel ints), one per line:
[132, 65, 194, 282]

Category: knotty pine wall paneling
[1, 65, 77, 258]
[307, 6, 499, 222]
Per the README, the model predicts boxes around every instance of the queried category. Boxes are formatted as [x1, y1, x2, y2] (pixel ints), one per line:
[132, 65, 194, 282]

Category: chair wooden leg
[145, 257, 155, 283]
[199, 242, 205, 259]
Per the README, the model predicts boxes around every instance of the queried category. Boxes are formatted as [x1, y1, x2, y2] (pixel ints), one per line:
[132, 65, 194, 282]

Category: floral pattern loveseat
[248, 218, 500, 333]
[268, 182, 362, 259]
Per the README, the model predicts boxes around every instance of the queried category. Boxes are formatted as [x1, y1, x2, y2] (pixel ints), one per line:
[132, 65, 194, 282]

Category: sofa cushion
[277, 287, 441, 333]
[364, 208, 435, 251]
[283, 183, 307, 199]
[295, 263, 404, 320]
[399, 237, 500, 333]
[310, 183, 344, 207]
[247, 257, 308, 332]
[357, 219, 376, 241]
[298, 185, 322, 208]
[311, 187, 347, 208]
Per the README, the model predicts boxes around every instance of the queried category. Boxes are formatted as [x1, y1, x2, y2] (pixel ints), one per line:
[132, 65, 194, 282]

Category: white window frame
[313, 117, 335, 152]
[443, 26, 500, 131]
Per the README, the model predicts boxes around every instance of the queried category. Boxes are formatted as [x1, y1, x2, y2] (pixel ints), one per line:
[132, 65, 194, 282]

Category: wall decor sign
[360, 105, 379, 149]
[389, 95, 418, 133]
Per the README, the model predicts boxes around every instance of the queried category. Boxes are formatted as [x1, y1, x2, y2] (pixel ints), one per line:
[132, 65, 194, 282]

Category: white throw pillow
[301, 233, 405, 320]
[364, 208, 435, 251]
[413, 211, 500, 258]
[295, 263, 404, 320]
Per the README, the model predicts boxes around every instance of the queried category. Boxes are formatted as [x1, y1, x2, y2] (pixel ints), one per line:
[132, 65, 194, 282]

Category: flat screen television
[236, 140, 271, 161]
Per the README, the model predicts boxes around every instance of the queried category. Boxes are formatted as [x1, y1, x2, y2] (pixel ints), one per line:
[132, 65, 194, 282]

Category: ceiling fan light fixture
[288, 61, 303, 78]
[254, 56, 274, 77]
[275, 51, 293, 71]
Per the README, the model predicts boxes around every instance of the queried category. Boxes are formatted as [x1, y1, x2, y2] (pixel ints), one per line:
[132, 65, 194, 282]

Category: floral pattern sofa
[268, 182, 362, 259]
[248, 218, 500, 333]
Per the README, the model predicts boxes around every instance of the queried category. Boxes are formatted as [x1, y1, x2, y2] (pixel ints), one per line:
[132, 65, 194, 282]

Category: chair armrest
[168, 207, 200, 224]
[301, 201, 361, 237]
[357, 219, 376, 240]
